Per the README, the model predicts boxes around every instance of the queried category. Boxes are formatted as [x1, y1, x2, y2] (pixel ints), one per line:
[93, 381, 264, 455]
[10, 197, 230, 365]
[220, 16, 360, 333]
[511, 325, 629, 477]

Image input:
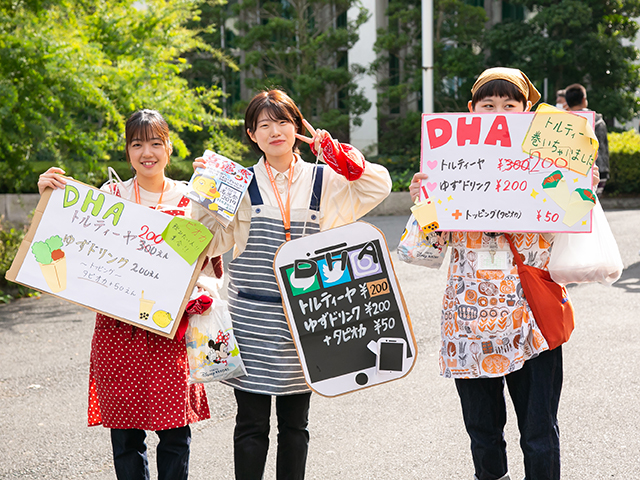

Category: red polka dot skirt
[88, 314, 210, 430]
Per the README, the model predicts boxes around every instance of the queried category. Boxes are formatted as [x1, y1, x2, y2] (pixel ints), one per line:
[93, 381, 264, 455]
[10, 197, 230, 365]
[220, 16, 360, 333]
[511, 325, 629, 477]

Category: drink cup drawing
[411, 199, 439, 233]
[139, 291, 156, 322]
[31, 235, 67, 293]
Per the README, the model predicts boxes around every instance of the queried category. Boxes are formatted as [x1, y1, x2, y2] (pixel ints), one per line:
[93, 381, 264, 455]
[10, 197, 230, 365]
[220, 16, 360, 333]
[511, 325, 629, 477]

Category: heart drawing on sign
[426, 160, 438, 170]
[426, 182, 437, 192]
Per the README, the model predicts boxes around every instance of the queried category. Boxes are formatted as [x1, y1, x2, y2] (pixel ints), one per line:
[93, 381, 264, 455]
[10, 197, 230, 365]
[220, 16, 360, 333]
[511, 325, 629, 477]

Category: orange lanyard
[133, 178, 165, 209]
[265, 160, 295, 241]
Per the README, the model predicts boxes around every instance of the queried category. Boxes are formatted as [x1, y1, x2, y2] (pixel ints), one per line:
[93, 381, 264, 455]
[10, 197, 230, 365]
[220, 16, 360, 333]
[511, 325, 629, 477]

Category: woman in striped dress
[196, 90, 392, 479]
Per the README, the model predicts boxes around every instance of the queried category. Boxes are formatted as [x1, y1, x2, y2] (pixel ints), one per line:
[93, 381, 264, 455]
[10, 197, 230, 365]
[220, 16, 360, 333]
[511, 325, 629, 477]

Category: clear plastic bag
[185, 297, 247, 383]
[396, 214, 448, 269]
[548, 199, 624, 286]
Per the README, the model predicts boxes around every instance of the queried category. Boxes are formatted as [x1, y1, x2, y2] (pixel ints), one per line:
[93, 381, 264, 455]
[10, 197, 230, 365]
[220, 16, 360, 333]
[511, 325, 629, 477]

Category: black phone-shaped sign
[274, 221, 417, 397]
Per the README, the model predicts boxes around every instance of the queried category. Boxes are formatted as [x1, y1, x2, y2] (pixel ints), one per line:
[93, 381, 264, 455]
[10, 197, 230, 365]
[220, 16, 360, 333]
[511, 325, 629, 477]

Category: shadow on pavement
[0, 295, 86, 332]
[611, 261, 640, 294]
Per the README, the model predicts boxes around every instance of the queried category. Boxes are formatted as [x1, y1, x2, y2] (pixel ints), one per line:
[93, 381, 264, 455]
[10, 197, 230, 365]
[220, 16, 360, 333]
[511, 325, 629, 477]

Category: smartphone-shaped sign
[274, 221, 417, 397]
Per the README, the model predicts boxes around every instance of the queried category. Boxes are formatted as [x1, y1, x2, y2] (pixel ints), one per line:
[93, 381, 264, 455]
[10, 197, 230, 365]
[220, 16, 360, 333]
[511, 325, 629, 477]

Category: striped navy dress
[222, 165, 323, 395]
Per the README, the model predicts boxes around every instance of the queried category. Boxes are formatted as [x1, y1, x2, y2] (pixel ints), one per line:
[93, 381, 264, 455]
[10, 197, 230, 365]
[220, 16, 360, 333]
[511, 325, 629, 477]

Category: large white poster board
[274, 222, 417, 397]
[6, 180, 211, 338]
[419, 110, 597, 233]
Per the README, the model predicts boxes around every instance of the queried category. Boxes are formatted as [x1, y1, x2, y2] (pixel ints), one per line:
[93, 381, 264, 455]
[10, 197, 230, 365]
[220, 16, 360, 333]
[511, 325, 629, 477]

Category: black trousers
[233, 389, 311, 480]
[110, 426, 191, 480]
[455, 347, 563, 480]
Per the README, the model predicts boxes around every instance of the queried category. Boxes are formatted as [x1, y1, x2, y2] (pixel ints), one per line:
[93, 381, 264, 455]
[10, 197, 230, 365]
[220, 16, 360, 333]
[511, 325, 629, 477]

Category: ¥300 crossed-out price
[497, 153, 571, 174]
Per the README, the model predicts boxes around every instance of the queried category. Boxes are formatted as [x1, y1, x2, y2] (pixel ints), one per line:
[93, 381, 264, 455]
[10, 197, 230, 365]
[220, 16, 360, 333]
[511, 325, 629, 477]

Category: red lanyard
[265, 160, 295, 241]
[133, 178, 165, 209]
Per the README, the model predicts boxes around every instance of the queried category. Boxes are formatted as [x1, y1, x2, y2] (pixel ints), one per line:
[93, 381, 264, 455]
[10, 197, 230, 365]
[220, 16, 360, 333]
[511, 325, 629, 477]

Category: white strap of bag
[301, 146, 357, 238]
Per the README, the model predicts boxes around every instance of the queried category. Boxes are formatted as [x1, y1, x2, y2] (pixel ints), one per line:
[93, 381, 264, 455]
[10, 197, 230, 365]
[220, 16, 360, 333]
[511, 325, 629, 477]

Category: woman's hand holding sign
[38, 167, 67, 195]
[410, 172, 429, 203]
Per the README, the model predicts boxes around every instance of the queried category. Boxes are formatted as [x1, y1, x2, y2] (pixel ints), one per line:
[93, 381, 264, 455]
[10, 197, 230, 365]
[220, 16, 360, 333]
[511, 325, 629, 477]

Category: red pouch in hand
[177, 295, 214, 341]
[310, 135, 365, 181]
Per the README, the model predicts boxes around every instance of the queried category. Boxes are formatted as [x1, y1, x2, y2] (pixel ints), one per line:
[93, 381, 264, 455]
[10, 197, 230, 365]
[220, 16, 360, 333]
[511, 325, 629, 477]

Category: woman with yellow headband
[409, 67, 598, 480]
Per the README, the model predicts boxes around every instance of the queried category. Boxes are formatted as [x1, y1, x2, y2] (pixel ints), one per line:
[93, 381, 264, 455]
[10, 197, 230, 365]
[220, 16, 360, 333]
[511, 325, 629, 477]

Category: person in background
[565, 83, 610, 195]
[555, 89, 568, 111]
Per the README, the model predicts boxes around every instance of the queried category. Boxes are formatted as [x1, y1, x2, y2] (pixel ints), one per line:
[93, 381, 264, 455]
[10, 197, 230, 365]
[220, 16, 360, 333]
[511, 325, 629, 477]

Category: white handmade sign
[419, 110, 597, 233]
[274, 221, 417, 397]
[6, 179, 211, 338]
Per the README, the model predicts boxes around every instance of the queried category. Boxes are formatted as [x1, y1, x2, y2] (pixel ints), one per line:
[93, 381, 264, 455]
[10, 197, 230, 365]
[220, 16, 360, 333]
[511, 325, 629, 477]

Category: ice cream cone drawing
[139, 291, 155, 321]
[31, 235, 67, 293]
[542, 170, 570, 210]
[563, 188, 596, 226]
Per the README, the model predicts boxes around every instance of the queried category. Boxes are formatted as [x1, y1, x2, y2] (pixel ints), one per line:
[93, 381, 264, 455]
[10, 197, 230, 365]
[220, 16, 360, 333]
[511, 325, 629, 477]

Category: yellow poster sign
[522, 103, 598, 176]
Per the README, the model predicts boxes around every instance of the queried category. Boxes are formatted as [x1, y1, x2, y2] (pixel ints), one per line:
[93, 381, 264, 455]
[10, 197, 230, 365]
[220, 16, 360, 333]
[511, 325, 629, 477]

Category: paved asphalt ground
[1, 210, 639, 479]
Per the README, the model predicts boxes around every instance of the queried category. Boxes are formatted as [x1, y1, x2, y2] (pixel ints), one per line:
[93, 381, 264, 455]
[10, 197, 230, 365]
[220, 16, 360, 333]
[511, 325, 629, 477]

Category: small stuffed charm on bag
[397, 197, 449, 268]
[397, 214, 449, 268]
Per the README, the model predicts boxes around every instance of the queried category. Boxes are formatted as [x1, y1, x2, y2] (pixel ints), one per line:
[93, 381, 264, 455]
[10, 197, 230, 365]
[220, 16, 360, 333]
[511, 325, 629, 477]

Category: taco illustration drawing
[542, 170, 570, 210]
[563, 188, 596, 226]
[31, 235, 67, 293]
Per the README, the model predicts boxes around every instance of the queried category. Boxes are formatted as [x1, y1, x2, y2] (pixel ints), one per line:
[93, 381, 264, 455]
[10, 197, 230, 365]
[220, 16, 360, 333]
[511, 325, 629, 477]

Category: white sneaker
[473, 474, 511, 480]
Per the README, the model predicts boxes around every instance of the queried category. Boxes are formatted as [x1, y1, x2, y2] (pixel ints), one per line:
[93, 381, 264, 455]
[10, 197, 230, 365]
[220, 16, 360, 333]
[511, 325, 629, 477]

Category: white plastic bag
[548, 199, 624, 286]
[185, 298, 247, 383]
[396, 214, 448, 268]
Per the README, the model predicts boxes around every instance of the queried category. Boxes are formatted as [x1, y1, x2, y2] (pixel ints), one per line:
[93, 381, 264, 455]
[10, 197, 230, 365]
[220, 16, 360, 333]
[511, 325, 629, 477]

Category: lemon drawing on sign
[153, 310, 173, 328]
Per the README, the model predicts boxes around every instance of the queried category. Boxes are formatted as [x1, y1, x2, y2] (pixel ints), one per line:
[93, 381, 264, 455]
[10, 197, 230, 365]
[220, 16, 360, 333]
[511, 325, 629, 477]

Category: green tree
[230, 0, 371, 142]
[372, 0, 487, 156]
[180, 0, 250, 163]
[485, 0, 640, 124]
[0, 0, 233, 193]
[183, 1, 242, 116]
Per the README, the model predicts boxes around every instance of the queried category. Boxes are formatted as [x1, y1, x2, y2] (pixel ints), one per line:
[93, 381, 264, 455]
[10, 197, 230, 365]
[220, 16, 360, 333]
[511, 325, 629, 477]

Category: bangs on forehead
[255, 101, 296, 126]
[125, 110, 170, 146]
[129, 123, 164, 143]
[472, 79, 526, 105]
